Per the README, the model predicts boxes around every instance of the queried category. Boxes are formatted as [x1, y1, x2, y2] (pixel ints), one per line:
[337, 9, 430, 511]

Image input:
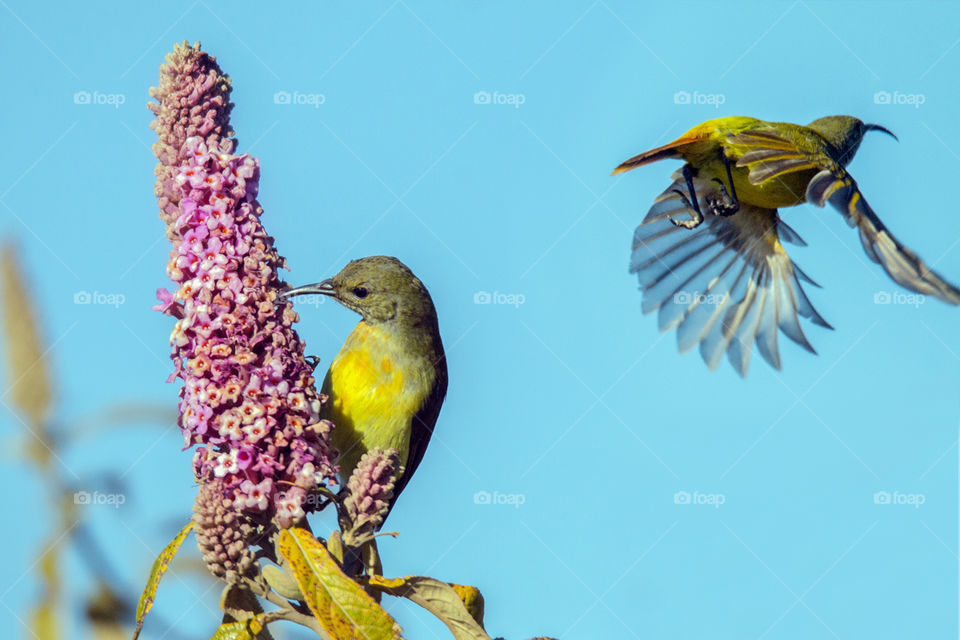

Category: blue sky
[1, 1, 959, 638]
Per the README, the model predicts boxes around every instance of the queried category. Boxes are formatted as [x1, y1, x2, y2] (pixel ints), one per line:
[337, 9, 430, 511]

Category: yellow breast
[321, 321, 430, 481]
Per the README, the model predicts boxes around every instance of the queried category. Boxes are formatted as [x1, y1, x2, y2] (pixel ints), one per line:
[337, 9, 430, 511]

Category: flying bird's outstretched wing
[631, 172, 831, 376]
[728, 128, 960, 304]
[805, 171, 960, 303]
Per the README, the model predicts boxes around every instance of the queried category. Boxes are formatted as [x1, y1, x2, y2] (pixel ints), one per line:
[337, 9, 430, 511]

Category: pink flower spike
[150, 44, 337, 528]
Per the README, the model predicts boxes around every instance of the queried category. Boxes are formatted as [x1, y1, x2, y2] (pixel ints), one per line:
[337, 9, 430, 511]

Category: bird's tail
[631, 172, 831, 376]
[807, 170, 960, 304]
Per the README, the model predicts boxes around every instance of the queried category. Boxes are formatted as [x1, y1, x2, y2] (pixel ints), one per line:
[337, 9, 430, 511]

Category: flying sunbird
[614, 115, 960, 375]
[282, 256, 447, 516]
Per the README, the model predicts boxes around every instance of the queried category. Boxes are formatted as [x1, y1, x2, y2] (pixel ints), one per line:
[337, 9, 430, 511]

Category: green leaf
[262, 564, 304, 602]
[368, 576, 491, 640]
[132, 521, 193, 640]
[277, 528, 402, 640]
[209, 616, 268, 640]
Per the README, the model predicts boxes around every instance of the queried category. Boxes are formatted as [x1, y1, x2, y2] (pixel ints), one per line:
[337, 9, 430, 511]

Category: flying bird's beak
[280, 279, 337, 300]
[864, 123, 898, 141]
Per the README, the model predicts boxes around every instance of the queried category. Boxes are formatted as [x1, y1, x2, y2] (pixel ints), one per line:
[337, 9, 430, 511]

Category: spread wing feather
[631, 172, 830, 376]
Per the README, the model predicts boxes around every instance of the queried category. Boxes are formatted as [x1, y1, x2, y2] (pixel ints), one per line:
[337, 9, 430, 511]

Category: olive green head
[282, 256, 438, 327]
[806, 115, 897, 166]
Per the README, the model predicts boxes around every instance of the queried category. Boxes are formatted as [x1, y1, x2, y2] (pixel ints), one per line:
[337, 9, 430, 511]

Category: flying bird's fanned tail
[631, 172, 830, 377]
[805, 170, 960, 304]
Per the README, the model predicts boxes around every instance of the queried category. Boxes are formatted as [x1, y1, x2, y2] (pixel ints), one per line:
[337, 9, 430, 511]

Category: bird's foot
[669, 188, 705, 229]
[707, 148, 741, 217]
[304, 355, 320, 371]
[706, 178, 740, 217]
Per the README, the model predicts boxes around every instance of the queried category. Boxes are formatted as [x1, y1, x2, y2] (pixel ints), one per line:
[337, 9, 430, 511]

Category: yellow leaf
[368, 576, 491, 640]
[31, 601, 58, 640]
[208, 616, 268, 639]
[277, 528, 402, 640]
[0, 242, 54, 461]
[31, 534, 61, 640]
[367, 575, 406, 590]
[450, 584, 485, 628]
[132, 521, 193, 640]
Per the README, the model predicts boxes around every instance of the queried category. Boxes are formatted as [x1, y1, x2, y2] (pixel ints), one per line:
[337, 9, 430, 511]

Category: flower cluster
[148, 41, 235, 240]
[343, 448, 400, 540]
[155, 134, 337, 527]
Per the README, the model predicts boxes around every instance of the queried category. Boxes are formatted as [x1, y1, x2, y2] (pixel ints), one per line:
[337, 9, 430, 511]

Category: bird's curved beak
[280, 279, 337, 300]
[864, 123, 898, 141]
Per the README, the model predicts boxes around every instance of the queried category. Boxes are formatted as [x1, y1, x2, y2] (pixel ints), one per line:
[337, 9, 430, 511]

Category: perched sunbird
[614, 115, 960, 375]
[282, 256, 447, 514]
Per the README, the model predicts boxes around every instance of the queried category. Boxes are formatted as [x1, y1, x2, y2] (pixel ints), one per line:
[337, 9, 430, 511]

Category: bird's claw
[669, 188, 704, 229]
[305, 355, 320, 370]
[706, 149, 741, 217]
[707, 178, 740, 217]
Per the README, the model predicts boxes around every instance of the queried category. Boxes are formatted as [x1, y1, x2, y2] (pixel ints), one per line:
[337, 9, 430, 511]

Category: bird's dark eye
[352, 286, 368, 299]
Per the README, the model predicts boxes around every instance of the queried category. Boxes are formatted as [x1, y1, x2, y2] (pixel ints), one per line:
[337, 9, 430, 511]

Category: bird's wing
[632, 172, 830, 376]
[726, 128, 824, 183]
[391, 352, 447, 504]
[806, 170, 960, 303]
[727, 126, 960, 304]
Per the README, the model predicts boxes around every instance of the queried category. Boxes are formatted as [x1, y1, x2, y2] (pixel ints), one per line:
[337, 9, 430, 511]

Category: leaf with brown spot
[132, 521, 193, 640]
[277, 528, 402, 640]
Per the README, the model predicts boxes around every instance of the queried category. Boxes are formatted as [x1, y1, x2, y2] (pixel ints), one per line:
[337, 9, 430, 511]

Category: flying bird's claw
[707, 178, 740, 217]
[707, 148, 741, 217]
[669, 188, 704, 228]
[305, 355, 320, 370]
